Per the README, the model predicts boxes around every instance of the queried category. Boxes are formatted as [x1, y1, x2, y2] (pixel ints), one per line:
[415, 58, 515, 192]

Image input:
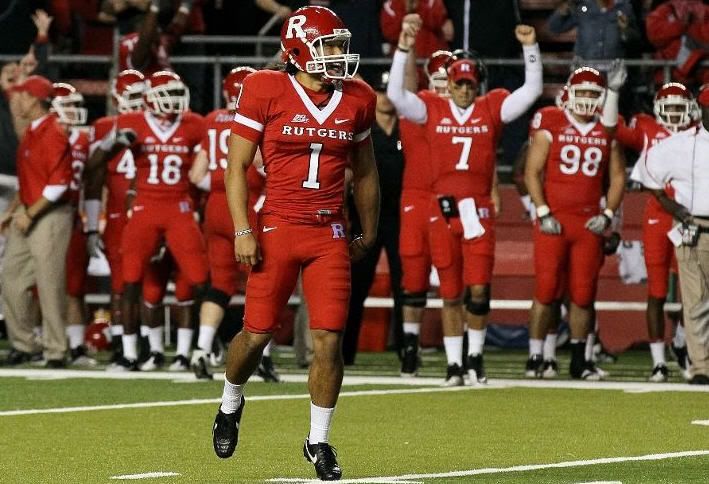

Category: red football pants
[104, 210, 128, 294]
[642, 201, 676, 299]
[399, 189, 432, 294]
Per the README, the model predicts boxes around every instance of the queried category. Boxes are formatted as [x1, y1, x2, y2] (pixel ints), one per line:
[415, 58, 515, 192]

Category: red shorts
[399, 190, 432, 294]
[429, 197, 495, 299]
[142, 252, 194, 305]
[121, 197, 208, 287]
[66, 221, 89, 298]
[204, 191, 243, 296]
[104, 210, 128, 294]
[243, 214, 350, 333]
[642, 203, 676, 299]
[534, 212, 603, 307]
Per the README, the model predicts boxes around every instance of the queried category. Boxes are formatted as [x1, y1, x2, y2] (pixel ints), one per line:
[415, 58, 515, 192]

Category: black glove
[603, 231, 621, 255]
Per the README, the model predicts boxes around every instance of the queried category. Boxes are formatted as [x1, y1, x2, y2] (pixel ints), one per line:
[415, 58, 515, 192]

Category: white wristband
[603, 208, 614, 219]
[536, 204, 551, 218]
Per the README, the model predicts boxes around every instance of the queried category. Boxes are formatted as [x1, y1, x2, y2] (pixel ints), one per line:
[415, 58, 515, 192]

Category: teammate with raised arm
[602, 73, 697, 382]
[211, 7, 379, 480]
[525, 67, 626, 380]
[387, 14, 543, 385]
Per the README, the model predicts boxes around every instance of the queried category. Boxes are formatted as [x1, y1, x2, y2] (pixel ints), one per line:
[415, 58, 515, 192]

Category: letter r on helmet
[286, 15, 307, 39]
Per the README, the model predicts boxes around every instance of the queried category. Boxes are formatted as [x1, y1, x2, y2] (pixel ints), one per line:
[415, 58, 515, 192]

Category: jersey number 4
[302, 142, 322, 189]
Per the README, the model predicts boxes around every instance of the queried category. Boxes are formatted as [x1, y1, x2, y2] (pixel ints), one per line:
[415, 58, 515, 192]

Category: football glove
[539, 214, 562, 235]
[585, 213, 611, 234]
[86, 231, 104, 258]
[607, 59, 627, 92]
[603, 231, 621, 255]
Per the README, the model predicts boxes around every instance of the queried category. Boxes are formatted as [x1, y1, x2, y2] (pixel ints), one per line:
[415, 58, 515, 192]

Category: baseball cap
[698, 84, 709, 107]
[12, 75, 53, 100]
[447, 59, 479, 84]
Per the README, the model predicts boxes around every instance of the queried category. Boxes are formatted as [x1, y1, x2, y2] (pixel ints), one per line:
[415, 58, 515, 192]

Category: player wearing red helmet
[187, 66, 278, 381]
[84, 69, 146, 362]
[388, 14, 542, 386]
[212, 7, 378, 480]
[51, 82, 96, 367]
[525, 65, 626, 380]
[602, 72, 697, 382]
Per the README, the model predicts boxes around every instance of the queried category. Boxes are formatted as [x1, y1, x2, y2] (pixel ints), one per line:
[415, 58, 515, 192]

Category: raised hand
[607, 59, 627, 92]
[514, 24, 537, 46]
[398, 13, 422, 50]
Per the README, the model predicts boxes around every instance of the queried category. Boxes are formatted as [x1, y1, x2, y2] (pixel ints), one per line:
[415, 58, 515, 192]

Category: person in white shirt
[644, 86, 709, 385]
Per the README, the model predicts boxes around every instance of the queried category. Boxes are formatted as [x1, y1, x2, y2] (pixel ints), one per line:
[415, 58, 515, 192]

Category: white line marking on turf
[0, 386, 474, 417]
[109, 471, 180, 480]
[691, 420, 709, 426]
[269, 450, 709, 483]
[1, 369, 707, 393]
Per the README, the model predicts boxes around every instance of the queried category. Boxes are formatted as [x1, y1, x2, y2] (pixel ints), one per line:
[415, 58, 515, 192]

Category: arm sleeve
[547, 10, 576, 34]
[422, 0, 447, 31]
[643, 144, 669, 190]
[500, 44, 543, 124]
[33, 39, 50, 78]
[230, 76, 266, 144]
[646, 4, 685, 48]
[615, 117, 644, 152]
[354, 89, 377, 145]
[387, 50, 427, 124]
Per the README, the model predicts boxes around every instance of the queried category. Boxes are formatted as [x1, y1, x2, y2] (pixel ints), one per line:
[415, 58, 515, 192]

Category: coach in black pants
[343, 72, 404, 365]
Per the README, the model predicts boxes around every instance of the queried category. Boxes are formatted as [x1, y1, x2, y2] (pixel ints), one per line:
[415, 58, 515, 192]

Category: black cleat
[649, 364, 669, 383]
[212, 396, 245, 458]
[400, 333, 420, 377]
[303, 438, 342, 481]
[256, 356, 281, 382]
[4, 348, 34, 366]
[466, 353, 488, 384]
[45, 359, 66, 369]
[542, 359, 559, 379]
[190, 350, 213, 380]
[442, 363, 464, 387]
[107, 356, 138, 372]
[525, 354, 544, 378]
[689, 374, 709, 385]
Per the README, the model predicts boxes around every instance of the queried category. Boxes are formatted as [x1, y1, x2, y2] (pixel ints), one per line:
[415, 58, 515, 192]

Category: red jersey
[118, 32, 171, 76]
[423, 89, 508, 201]
[17, 115, 72, 206]
[67, 128, 89, 206]
[90, 115, 137, 214]
[117, 111, 204, 202]
[231, 71, 376, 221]
[534, 108, 614, 216]
[400, 91, 437, 194]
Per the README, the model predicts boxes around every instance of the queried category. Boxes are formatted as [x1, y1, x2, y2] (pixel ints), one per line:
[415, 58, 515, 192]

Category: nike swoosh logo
[429, 216, 439, 222]
[334, 119, 349, 125]
[470, 118, 483, 124]
[173, 137, 183, 142]
[132, 205, 144, 212]
[404, 205, 415, 212]
[263, 226, 277, 232]
[648, 219, 659, 225]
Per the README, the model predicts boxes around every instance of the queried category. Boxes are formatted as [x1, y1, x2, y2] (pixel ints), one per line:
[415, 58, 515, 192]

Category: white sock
[140, 325, 149, 337]
[543, 333, 558, 361]
[220, 375, 244, 414]
[308, 402, 335, 444]
[650, 341, 666, 366]
[443, 336, 463, 366]
[673, 324, 686, 348]
[176, 328, 194, 357]
[148, 326, 164, 353]
[66, 324, 85, 349]
[122, 333, 138, 361]
[110, 324, 123, 337]
[585, 333, 596, 361]
[467, 328, 486, 356]
[529, 338, 543, 357]
[262, 340, 272, 357]
[403, 322, 420, 335]
[197, 325, 217, 352]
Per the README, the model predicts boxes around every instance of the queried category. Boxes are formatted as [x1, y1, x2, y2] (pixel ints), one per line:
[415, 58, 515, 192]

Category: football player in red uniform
[90, 71, 207, 370]
[602, 77, 697, 381]
[189, 66, 278, 381]
[397, 50, 451, 377]
[51, 83, 96, 366]
[211, 7, 378, 480]
[387, 14, 542, 385]
[525, 67, 626, 380]
[84, 69, 146, 361]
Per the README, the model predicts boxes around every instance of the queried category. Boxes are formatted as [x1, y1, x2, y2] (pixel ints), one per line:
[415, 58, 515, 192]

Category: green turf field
[1, 349, 707, 483]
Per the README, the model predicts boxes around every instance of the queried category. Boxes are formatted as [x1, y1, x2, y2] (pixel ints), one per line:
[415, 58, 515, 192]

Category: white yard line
[1, 368, 707, 393]
[269, 450, 709, 483]
[691, 420, 709, 426]
[109, 471, 180, 480]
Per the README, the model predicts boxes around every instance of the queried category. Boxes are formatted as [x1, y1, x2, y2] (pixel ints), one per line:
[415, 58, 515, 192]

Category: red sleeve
[231, 74, 267, 144]
[421, 0, 448, 31]
[45, 124, 72, 187]
[646, 4, 686, 48]
[486, 88, 510, 130]
[380, 0, 405, 44]
[615, 116, 645, 152]
[354, 84, 377, 145]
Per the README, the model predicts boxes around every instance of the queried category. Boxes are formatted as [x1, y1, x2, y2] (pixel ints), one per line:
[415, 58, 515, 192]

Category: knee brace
[123, 282, 141, 304]
[465, 286, 490, 316]
[401, 291, 427, 308]
[204, 286, 230, 310]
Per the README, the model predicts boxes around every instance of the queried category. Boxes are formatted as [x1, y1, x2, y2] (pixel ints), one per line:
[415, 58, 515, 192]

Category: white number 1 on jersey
[452, 136, 472, 171]
[302, 142, 322, 189]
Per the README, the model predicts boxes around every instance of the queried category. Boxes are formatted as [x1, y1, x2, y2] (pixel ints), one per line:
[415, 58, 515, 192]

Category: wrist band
[126, 189, 137, 196]
[397, 46, 410, 53]
[603, 208, 614, 219]
[536, 204, 550, 218]
[234, 228, 253, 237]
